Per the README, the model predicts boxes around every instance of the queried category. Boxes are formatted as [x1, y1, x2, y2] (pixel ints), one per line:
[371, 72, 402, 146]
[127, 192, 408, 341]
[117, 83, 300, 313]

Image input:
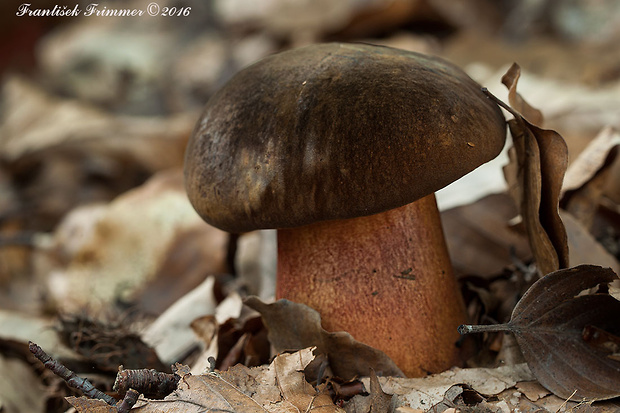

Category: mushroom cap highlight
[184, 43, 506, 233]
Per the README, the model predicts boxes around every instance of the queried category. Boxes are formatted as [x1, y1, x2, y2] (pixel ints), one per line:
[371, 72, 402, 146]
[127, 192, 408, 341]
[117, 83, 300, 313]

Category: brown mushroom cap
[184, 43, 506, 233]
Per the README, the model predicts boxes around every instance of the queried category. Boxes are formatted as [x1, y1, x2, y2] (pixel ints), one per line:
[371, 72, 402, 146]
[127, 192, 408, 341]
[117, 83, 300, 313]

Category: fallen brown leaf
[272, 349, 343, 412]
[0, 354, 47, 413]
[459, 264, 620, 400]
[363, 363, 534, 410]
[562, 127, 620, 197]
[563, 211, 620, 275]
[441, 193, 530, 277]
[207, 348, 344, 412]
[130, 372, 269, 412]
[345, 370, 395, 413]
[562, 126, 620, 229]
[501, 62, 544, 126]
[141, 276, 239, 366]
[65, 397, 116, 412]
[494, 63, 569, 275]
[503, 116, 569, 276]
[37, 169, 226, 314]
[244, 297, 404, 380]
[0, 74, 193, 176]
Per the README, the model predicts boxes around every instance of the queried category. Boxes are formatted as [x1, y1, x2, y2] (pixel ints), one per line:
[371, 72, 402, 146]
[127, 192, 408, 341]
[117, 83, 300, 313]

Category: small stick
[114, 367, 179, 399]
[116, 389, 140, 413]
[458, 324, 512, 335]
[29, 341, 118, 406]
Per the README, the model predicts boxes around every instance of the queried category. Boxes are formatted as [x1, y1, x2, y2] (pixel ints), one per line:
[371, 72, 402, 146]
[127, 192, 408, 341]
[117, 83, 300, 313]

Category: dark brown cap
[184, 43, 506, 233]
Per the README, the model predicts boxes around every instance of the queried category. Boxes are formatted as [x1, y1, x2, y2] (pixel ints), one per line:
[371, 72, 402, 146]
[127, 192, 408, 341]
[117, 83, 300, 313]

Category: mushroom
[184, 43, 506, 376]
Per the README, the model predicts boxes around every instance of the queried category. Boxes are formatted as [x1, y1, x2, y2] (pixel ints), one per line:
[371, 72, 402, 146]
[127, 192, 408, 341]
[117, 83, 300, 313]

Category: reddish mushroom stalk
[277, 194, 465, 375]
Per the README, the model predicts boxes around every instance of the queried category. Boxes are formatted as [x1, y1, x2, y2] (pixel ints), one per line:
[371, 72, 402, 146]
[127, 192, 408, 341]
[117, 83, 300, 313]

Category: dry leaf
[244, 297, 404, 380]
[0, 355, 47, 413]
[467, 59, 620, 139]
[142, 276, 219, 365]
[563, 127, 620, 196]
[189, 315, 219, 375]
[501, 63, 544, 126]
[503, 117, 569, 275]
[495, 63, 569, 275]
[515, 380, 551, 402]
[136, 372, 268, 412]
[37, 169, 226, 314]
[0, 310, 77, 362]
[0, 76, 192, 166]
[213, 0, 383, 44]
[345, 370, 396, 413]
[364, 364, 533, 410]
[0, 76, 195, 235]
[215, 315, 270, 372]
[273, 349, 343, 412]
[563, 211, 620, 275]
[441, 193, 530, 277]
[134, 227, 229, 315]
[218, 348, 344, 412]
[562, 126, 620, 229]
[236, 230, 277, 301]
[460, 265, 620, 400]
[66, 396, 116, 412]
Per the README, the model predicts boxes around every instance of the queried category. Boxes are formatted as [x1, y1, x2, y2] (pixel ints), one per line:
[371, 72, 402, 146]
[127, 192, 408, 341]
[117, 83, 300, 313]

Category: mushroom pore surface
[184, 43, 506, 233]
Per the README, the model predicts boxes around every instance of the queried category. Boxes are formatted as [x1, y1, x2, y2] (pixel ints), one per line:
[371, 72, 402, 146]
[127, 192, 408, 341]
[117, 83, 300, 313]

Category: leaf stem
[458, 323, 512, 335]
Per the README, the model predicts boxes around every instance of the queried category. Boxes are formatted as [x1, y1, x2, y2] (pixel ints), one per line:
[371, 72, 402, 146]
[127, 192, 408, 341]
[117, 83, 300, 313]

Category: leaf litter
[3, 2, 620, 412]
[244, 297, 405, 380]
[494, 63, 570, 276]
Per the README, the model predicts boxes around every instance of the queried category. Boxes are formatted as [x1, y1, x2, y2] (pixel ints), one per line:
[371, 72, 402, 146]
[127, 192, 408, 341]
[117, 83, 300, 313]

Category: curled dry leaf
[494, 63, 569, 275]
[562, 211, 620, 275]
[501, 63, 543, 126]
[562, 127, 620, 196]
[459, 264, 620, 400]
[561, 126, 620, 229]
[345, 370, 396, 413]
[244, 297, 404, 380]
[271, 348, 343, 412]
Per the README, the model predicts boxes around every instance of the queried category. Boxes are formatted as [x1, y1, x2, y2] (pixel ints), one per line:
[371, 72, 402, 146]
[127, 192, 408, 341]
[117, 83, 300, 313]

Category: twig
[116, 389, 140, 413]
[555, 389, 577, 412]
[458, 324, 512, 335]
[29, 341, 118, 406]
[114, 366, 180, 399]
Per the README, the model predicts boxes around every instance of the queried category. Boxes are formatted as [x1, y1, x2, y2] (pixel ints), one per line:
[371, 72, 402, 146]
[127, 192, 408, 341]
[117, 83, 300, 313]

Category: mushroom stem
[276, 193, 466, 377]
